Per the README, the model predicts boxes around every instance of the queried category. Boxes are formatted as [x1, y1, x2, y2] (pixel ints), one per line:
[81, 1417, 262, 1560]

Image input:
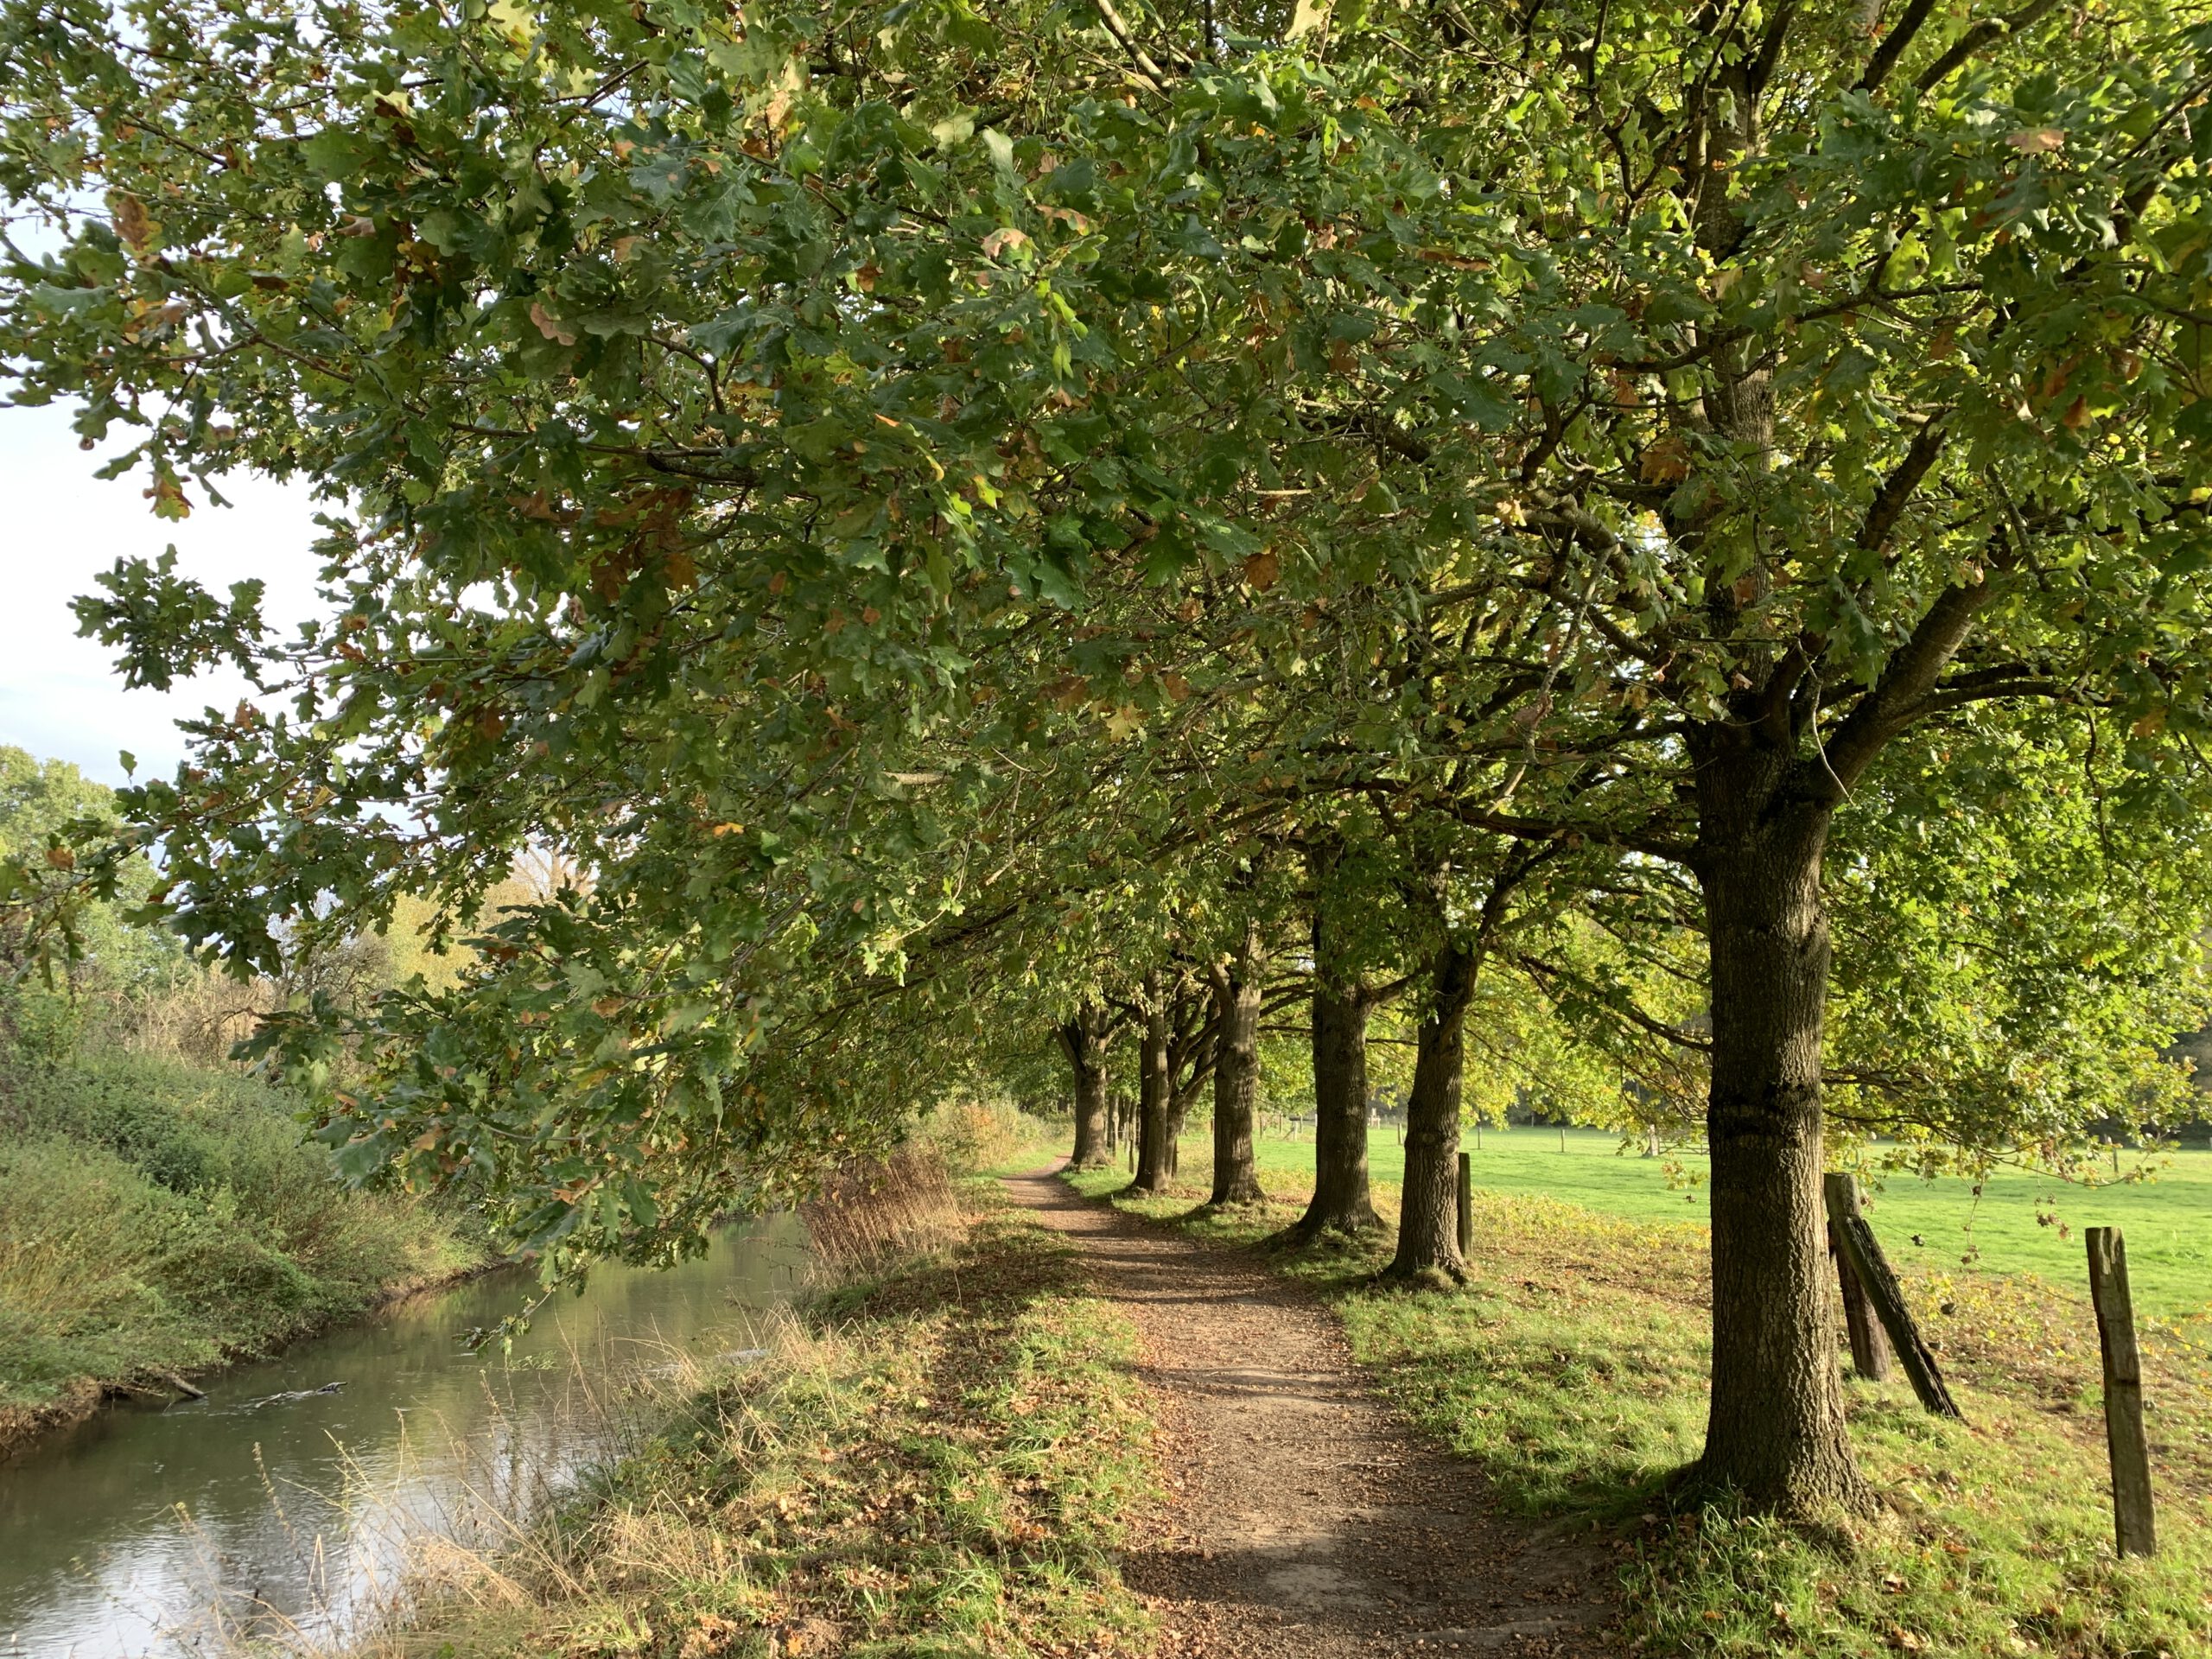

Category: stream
[0, 1218, 811, 1658]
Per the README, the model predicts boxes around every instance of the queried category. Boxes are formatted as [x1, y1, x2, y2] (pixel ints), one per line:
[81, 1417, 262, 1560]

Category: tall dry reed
[798, 1143, 966, 1279]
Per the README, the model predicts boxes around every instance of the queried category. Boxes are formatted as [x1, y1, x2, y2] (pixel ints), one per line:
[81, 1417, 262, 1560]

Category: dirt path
[1003, 1167, 1623, 1658]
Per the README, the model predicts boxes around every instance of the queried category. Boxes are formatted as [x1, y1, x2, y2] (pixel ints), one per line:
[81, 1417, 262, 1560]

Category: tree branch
[1859, 419, 1948, 552]
[1816, 566, 2000, 794]
[1857, 0, 1940, 92]
[1913, 0, 2063, 91]
[1090, 0, 1171, 89]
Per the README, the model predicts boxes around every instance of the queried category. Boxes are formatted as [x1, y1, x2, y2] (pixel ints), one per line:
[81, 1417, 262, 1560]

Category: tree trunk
[1300, 981, 1381, 1233]
[1691, 769, 1873, 1514]
[1208, 926, 1265, 1205]
[1386, 938, 1476, 1282]
[1291, 895, 1382, 1239]
[1131, 970, 1176, 1194]
[1058, 1004, 1113, 1169]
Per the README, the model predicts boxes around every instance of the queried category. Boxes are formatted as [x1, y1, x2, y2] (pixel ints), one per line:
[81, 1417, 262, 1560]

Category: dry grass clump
[799, 1145, 969, 1280]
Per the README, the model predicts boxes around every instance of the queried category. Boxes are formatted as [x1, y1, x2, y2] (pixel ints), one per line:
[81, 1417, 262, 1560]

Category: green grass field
[1208, 1123, 2212, 1322]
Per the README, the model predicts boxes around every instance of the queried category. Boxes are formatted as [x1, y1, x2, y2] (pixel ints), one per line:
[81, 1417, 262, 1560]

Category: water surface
[0, 1220, 809, 1657]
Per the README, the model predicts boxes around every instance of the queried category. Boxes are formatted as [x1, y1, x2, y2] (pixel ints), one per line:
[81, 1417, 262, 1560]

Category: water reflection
[0, 1220, 809, 1657]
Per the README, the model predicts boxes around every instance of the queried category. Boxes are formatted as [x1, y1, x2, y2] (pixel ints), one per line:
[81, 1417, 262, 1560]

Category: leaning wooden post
[1822, 1173, 1894, 1382]
[1455, 1150, 1473, 1257]
[1827, 1190, 1962, 1420]
[2086, 1227, 2158, 1558]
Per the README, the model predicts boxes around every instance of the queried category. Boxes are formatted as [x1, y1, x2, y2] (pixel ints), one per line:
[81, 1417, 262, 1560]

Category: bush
[916, 1095, 1056, 1176]
[0, 1048, 492, 1421]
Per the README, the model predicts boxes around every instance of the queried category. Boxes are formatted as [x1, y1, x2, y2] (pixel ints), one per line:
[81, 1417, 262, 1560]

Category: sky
[0, 398, 326, 786]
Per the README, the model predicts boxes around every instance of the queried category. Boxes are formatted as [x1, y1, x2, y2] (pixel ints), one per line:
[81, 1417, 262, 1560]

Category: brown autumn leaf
[1639, 435, 1692, 485]
[110, 193, 153, 252]
[1243, 548, 1281, 590]
[2006, 128, 2065, 153]
[980, 226, 1029, 259]
[528, 300, 577, 346]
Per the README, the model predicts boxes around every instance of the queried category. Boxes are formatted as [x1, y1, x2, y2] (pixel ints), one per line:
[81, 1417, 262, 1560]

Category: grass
[1239, 1123, 2212, 1321]
[359, 1140, 1158, 1659]
[0, 1049, 491, 1448]
[1071, 1128, 2212, 1659]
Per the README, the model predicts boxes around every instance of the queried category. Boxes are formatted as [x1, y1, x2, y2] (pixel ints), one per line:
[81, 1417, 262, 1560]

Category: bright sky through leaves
[0, 399, 319, 783]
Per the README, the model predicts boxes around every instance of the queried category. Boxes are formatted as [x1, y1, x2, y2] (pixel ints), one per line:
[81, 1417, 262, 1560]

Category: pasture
[1216, 1123, 2212, 1323]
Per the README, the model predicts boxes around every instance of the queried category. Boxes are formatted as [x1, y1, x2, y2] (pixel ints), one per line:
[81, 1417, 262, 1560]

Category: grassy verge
[363, 1167, 1157, 1659]
[1068, 1145, 2212, 1659]
[0, 1051, 492, 1453]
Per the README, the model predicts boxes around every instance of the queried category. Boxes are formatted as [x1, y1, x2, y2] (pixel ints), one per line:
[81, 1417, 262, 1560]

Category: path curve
[1004, 1166, 1623, 1658]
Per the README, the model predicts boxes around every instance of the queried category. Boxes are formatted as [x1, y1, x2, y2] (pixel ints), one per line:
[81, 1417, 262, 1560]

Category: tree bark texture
[1691, 746, 1872, 1514]
[1294, 894, 1382, 1237]
[1131, 971, 1177, 1194]
[1058, 1003, 1114, 1170]
[1386, 938, 1477, 1281]
[1208, 926, 1266, 1205]
[1300, 979, 1382, 1233]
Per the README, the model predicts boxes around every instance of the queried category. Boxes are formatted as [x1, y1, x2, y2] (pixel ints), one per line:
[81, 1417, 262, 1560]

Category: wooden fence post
[2086, 1227, 2158, 1558]
[1822, 1173, 1894, 1382]
[1825, 1183, 1962, 1420]
[1456, 1150, 1472, 1257]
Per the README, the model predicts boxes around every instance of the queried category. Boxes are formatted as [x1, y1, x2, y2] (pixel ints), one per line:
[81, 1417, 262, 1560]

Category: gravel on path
[1003, 1166, 1625, 1659]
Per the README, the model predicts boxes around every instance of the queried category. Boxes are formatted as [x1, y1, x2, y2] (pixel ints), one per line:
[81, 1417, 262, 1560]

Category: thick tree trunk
[1290, 895, 1382, 1238]
[1691, 770, 1873, 1515]
[1208, 927, 1266, 1205]
[1386, 939, 1477, 1282]
[1297, 981, 1381, 1234]
[1131, 971, 1176, 1194]
[1058, 1004, 1113, 1169]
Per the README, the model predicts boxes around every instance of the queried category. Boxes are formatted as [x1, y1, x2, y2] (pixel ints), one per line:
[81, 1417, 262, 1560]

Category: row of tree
[9, 0, 2212, 1516]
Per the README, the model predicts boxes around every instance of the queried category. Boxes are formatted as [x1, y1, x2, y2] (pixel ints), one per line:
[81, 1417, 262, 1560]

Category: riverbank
[362, 1153, 1160, 1658]
[1066, 1154, 2212, 1659]
[0, 1050, 494, 1459]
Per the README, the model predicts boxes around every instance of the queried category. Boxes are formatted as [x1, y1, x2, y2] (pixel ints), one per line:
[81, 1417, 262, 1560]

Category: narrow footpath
[1003, 1167, 1623, 1658]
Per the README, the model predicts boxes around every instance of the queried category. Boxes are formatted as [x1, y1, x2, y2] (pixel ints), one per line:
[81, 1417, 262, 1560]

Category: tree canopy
[9, 0, 2212, 1510]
